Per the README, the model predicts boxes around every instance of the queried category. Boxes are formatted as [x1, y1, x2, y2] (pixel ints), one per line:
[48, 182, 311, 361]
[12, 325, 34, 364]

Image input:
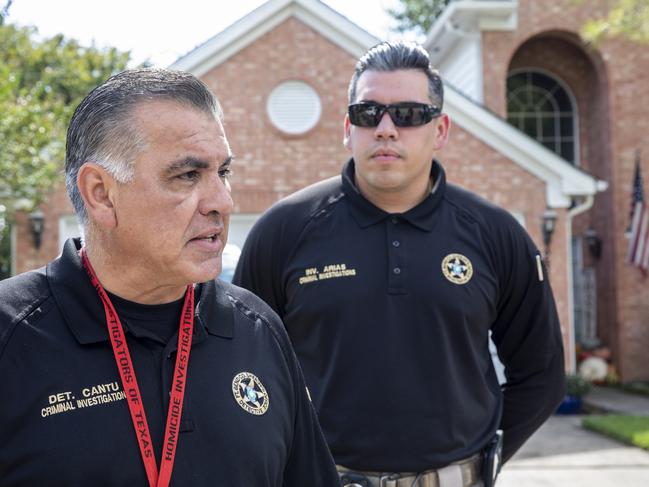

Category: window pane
[534, 73, 554, 90]
[523, 116, 538, 136]
[528, 88, 547, 108]
[553, 88, 571, 110]
[560, 116, 574, 137]
[561, 142, 574, 162]
[541, 116, 556, 138]
[506, 71, 578, 165]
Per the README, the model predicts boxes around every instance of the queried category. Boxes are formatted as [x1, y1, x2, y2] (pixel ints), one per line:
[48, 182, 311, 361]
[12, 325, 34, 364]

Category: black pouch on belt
[482, 429, 503, 487]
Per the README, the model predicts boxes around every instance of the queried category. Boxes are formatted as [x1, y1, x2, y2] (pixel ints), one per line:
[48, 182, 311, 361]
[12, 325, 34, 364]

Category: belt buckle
[340, 471, 371, 487]
[379, 473, 402, 487]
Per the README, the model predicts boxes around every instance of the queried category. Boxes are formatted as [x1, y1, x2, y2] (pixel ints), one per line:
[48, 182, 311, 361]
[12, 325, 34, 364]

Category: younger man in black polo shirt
[234, 41, 565, 487]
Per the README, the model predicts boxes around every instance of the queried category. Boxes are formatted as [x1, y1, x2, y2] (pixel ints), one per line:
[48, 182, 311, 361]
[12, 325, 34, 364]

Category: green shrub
[565, 373, 592, 397]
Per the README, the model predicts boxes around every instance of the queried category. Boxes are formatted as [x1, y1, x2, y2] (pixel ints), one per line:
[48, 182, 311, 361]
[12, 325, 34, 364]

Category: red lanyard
[80, 248, 194, 487]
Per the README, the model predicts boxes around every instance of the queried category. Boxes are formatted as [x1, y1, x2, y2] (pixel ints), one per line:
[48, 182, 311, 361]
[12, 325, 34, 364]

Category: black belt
[338, 454, 482, 487]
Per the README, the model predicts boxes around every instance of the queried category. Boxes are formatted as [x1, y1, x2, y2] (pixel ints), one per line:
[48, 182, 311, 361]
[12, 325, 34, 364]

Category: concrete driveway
[498, 415, 649, 486]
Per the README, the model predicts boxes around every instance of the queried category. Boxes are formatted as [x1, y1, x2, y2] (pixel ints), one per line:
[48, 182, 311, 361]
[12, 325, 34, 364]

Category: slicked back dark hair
[65, 68, 222, 225]
[348, 41, 443, 109]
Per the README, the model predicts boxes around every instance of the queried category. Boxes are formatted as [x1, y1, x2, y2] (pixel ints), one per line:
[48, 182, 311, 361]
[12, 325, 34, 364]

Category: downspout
[565, 195, 594, 373]
[10, 223, 17, 277]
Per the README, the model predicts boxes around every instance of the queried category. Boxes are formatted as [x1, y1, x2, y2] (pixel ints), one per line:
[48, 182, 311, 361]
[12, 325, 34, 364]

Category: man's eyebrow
[165, 155, 233, 174]
[166, 157, 209, 174]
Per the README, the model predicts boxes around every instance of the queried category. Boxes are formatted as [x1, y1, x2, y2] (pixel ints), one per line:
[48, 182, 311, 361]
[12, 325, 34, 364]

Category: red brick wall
[201, 17, 357, 212]
[482, 0, 649, 381]
[15, 183, 74, 273]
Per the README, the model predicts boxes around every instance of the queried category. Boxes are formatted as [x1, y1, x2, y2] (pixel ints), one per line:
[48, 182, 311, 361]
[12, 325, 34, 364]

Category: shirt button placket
[387, 216, 405, 294]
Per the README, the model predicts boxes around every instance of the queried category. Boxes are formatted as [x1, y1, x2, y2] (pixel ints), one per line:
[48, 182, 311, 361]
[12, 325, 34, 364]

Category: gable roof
[170, 0, 379, 76]
[171, 0, 606, 207]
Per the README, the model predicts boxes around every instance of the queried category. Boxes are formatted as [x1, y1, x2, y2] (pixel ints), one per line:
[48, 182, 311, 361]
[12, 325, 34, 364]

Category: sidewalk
[583, 385, 649, 415]
[497, 387, 649, 487]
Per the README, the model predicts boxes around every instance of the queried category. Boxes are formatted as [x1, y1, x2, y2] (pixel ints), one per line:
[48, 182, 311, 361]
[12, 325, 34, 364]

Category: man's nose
[199, 173, 233, 217]
[374, 111, 398, 140]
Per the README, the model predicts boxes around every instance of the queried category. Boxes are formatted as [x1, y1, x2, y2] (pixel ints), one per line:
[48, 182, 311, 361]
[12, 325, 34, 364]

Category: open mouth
[194, 234, 218, 242]
[189, 225, 224, 249]
[189, 232, 222, 248]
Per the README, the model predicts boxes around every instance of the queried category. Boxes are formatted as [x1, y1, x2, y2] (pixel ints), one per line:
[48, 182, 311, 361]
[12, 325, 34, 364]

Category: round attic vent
[267, 81, 321, 134]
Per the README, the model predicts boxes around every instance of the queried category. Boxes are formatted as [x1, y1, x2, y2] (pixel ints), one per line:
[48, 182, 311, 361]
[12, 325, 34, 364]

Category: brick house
[11, 0, 648, 381]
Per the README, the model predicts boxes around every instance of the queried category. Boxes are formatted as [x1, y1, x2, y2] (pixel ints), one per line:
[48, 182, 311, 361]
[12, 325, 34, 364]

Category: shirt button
[393, 267, 401, 275]
[391, 217, 399, 224]
[392, 240, 400, 247]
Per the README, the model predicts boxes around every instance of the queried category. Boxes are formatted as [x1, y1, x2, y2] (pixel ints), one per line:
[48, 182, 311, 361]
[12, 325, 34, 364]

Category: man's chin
[188, 261, 222, 284]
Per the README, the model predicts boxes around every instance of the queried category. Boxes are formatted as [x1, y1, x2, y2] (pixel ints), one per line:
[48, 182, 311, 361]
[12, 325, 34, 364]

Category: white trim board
[170, 0, 379, 76]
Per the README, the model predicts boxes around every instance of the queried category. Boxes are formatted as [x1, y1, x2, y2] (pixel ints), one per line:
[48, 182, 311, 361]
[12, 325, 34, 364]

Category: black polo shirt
[0, 239, 338, 486]
[233, 159, 565, 472]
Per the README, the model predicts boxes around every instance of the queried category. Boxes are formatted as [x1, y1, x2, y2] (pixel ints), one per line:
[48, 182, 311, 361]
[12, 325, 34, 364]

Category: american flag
[626, 151, 648, 274]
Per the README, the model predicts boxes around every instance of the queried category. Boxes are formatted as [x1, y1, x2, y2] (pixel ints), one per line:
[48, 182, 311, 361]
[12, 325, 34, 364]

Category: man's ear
[343, 114, 352, 150]
[77, 163, 118, 229]
[432, 113, 451, 151]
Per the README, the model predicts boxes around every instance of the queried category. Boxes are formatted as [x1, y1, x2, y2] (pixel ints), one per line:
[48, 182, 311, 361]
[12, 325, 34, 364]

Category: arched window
[507, 71, 578, 164]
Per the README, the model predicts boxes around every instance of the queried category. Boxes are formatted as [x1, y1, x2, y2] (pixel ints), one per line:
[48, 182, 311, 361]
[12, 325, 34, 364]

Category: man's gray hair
[65, 68, 222, 225]
[348, 41, 443, 109]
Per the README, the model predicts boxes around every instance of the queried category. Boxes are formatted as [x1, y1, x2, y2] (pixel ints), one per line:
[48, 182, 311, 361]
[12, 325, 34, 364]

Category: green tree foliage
[0, 23, 129, 212]
[0, 21, 129, 277]
[387, 0, 451, 35]
[581, 0, 649, 44]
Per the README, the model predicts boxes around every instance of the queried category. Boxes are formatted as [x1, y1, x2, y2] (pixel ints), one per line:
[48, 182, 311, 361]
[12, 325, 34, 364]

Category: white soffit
[170, 0, 378, 76]
[425, 1, 517, 65]
[445, 87, 608, 208]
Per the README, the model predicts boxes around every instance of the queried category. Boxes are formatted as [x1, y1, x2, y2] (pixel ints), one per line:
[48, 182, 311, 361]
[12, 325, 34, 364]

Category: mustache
[369, 144, 404, 158]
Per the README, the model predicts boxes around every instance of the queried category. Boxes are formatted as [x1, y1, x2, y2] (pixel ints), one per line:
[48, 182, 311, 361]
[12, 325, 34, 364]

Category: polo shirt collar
[341, 158, 446, 231]
[195, 279, 234, 339]
[48, 238, 234, 345]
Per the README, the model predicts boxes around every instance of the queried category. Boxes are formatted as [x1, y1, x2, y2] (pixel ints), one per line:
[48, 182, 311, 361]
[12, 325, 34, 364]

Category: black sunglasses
[348, 102, 442, 127]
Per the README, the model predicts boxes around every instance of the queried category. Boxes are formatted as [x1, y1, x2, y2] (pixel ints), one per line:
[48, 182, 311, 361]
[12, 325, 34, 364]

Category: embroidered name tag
[298, 263, 357, 285]
[41, 381, 126, 418]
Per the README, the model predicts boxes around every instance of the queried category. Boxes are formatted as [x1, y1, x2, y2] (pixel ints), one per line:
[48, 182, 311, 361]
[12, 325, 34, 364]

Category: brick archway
[507, 31, 618, 370]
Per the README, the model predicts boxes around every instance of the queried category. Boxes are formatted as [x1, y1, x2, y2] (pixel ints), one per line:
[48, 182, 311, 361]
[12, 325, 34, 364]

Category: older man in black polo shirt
[0, 69, 338, 486]
[234, 41, 565, 487]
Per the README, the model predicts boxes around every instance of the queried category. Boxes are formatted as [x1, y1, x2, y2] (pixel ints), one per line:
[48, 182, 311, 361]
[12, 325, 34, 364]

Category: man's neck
[356, 176, 433, 214]
[83, 243, 187, 305]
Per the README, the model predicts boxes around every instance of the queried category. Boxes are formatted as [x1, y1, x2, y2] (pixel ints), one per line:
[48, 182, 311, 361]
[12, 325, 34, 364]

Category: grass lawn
[583, 415, 649, 450]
